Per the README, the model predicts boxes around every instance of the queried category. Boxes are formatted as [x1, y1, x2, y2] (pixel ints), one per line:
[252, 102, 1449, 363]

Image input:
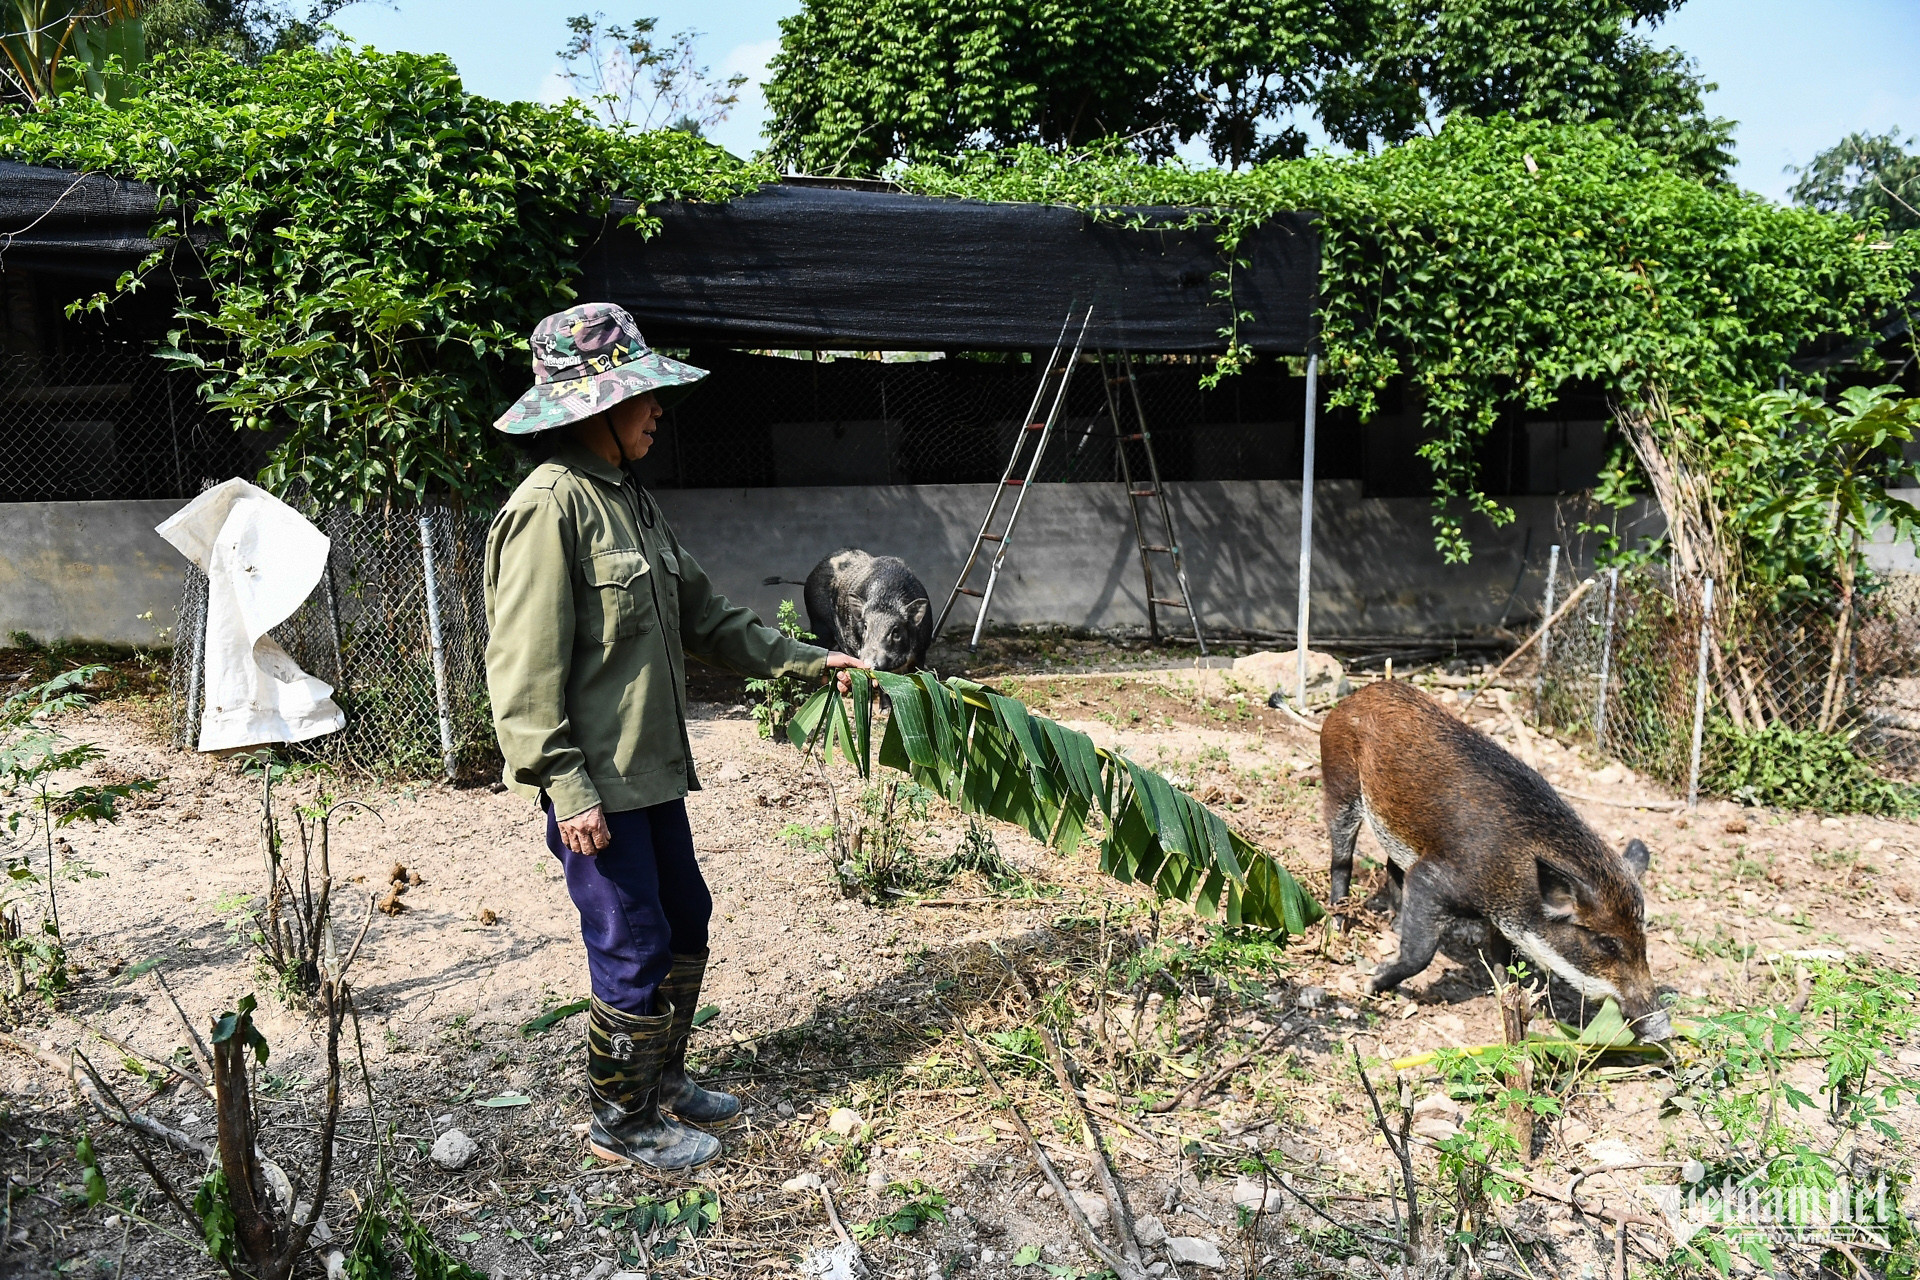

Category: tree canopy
[0, 47, 1911, 564]
[1790, 128, 1920, 234]
[763, 0, 1732, 178]
[0, 47, 772, 508]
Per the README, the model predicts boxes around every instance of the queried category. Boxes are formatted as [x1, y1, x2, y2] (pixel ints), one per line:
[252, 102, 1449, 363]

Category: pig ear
[905, 598, 930, 627]
[1622, 838, 1650, 881]
[1536, 859, 1585, 922]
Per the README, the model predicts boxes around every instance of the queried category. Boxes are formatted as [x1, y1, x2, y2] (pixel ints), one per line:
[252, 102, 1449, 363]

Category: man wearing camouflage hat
[485, 304, 868, 1170]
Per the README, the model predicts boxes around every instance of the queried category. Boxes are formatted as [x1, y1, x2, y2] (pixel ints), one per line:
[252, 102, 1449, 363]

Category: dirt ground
[3, 648, 1918, 1280]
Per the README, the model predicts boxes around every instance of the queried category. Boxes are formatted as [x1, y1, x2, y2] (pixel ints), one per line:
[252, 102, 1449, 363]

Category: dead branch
[0, 1031, 211, 1157]
[1352, 1042, 1422, 1266]
[1040, 1027, 1146, 1274]
[954, 1017, 1145, 1280]
[1461, 577, 1598, 714]
[69, 1048, 207, 1236]
[152, 968, 213, 1081]
[818, 1183, 859, 1254]
[76, 1018, 212, 1100]
[1149, 1019, 1300, 1114]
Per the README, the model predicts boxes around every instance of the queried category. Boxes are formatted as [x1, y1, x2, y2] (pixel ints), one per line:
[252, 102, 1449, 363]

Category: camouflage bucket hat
[493, 302, 707, 435]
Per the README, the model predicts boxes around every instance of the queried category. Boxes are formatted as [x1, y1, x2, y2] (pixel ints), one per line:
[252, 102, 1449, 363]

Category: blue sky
[331, 0, 1920, 204]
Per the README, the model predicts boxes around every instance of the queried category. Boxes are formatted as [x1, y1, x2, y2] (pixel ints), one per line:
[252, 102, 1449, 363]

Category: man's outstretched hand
[824, 651, 872, 693]
[557, 804, 612, 856]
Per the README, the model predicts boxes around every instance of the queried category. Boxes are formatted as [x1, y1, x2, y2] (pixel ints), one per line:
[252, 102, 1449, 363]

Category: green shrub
[1702, 720, 1920, 815]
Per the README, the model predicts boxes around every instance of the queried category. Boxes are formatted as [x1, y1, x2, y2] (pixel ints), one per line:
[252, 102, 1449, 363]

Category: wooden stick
[1460, 577, 1598, 714]
[818, 1184, 860, 1259]
[0, 1032, 210, 1157]
[954, 1017, 1144, 1280]
[75, 1019, 211, 1100]
[1040, 1028, 1146, 1275]
[1553, 788, 1685, 813]
[151, 968, 213, 1081]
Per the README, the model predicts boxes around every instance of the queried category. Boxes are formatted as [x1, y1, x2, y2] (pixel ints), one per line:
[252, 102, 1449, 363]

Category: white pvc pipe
[1295, 354, 1318, 706]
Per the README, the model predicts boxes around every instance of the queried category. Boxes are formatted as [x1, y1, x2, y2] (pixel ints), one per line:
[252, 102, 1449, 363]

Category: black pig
[1320, 681, 1670, 1041]
[803, 549, 932, 673]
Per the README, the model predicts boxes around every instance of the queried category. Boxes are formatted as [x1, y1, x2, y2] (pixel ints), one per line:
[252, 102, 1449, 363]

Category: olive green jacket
[484, 439, 827, 818]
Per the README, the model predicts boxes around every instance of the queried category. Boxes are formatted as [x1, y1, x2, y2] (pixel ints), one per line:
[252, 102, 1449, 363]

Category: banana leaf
[789, 671, 1324, 938]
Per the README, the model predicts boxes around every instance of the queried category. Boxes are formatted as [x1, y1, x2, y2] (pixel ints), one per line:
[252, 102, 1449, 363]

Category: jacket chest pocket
[657, 547, 683, 634]
[579, 549, 653, 644]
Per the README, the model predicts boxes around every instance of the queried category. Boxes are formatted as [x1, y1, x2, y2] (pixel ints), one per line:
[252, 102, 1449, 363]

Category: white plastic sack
[156, 479, 345, 751]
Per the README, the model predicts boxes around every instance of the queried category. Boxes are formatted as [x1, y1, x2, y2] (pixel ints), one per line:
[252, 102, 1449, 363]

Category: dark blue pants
[544, 797, 712, 1016]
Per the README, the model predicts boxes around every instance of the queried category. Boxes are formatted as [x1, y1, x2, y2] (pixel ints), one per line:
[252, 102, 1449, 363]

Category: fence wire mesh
[170, 506, 496, 781]
[1, 348, 259, 502]
[1533, 566, 1920, 799]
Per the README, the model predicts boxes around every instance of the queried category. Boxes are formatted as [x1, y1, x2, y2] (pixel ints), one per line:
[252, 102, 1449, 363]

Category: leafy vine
[3, 51, 1916, 561]
[898, 121, 1920, 558]
[0, 47, 773, 509]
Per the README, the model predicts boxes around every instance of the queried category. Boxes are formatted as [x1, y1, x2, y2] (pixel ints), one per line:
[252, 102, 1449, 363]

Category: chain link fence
[170, 506, 496, 781]
[1533, 561, 1920, 803]
[1, 348, 259, 502]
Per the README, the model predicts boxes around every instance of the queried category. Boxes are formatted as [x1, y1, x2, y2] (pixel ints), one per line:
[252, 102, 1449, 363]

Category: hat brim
[492, 350, 708, 435]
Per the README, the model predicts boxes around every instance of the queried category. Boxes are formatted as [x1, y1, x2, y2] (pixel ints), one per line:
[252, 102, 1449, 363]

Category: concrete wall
[2, 483, 1662, 647]
[654, 480, 1662, 640]
[0, 500, 187, 647]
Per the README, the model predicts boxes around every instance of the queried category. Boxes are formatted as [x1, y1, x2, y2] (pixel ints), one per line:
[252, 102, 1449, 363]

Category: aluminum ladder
[1100, 349, 1205, 654]
[933, 305, 1094, 650]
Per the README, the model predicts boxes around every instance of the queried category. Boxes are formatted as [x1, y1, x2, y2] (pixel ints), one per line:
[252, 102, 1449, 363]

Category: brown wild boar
[1320, 681, 1670, 1041]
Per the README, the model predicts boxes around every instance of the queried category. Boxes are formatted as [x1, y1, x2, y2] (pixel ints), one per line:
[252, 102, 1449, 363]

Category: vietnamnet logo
[1645, 1169, 1906, 1243]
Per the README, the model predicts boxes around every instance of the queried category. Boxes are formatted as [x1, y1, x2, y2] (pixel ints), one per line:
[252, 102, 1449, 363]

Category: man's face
[607, 391, 661, 460]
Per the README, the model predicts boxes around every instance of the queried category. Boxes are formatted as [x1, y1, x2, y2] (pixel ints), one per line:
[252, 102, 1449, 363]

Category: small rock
[782, 1172, 824, 1193]
[292, 1201, 332, 1244]
[1295, 986, 1326, 1010]
[430, 1129, 480, 1171]
[1724, 818, 1749, 835]
[585, 1263, 614, 1280]
[1166, 1237, 1226, 1270]
[1135, 1215, 1168, 1246]
[827, 1107, 862, 1137]
[715, 761, 748, 783]
[1560, 1120, 1595, 1147]
[867, 1169, 887, 1190]
[1347, 1256, 1371, 1274]
[324, 1251, 348, 1280]
[433, 1113, 454, 1129]
[1070, 1190, 1109, 1230]
[1682, 1158, 1707, 1183]
[1585, 1138, 1643, 1167]
[1412, 1092, 1460, 1124]
[1412, 1117, 1460, 1142]
[1232, 1177, 1284, 1214]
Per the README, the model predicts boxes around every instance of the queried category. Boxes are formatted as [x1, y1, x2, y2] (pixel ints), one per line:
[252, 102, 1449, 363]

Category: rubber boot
[656, 950, 742, 1127]
[586, 996, 720, 1170]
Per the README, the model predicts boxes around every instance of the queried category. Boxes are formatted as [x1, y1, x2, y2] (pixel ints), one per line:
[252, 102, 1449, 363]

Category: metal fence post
[418, 509, 458, 782]
[1533, 544, 1561, 706]
[1593, 566, 1619, 745]
[1687, 576, 1716, 810]
[1295, 352, 1319, 706]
